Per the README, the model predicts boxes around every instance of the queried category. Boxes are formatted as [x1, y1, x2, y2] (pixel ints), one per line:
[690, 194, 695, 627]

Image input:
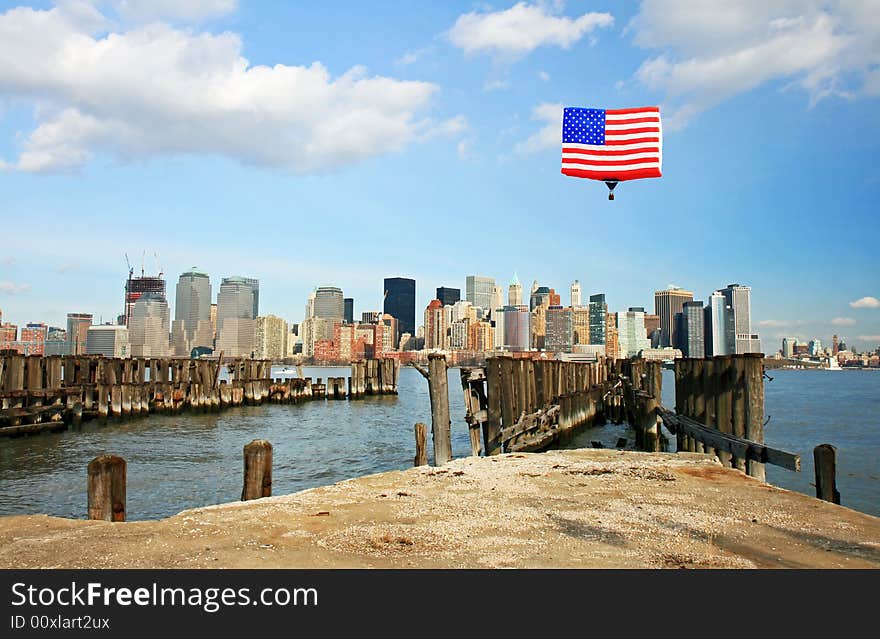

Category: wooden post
[428, 354, 452, 466]
[484, 358, 503, 456]
[87, 455, 126, 521]
[242, 439, 272, 501]
[414, 422, 428, 467]
[714, 356, 733, 466]
[813, 444, 840, 504]
[730, 356, 747, 472]
[744, 353, 766, 481]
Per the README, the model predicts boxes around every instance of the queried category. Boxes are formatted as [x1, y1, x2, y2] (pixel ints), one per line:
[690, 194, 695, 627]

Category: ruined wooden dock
[0, 353, 399, 437]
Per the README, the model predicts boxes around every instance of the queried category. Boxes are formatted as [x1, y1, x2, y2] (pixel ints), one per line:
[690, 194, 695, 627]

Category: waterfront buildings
[384, 277, 415, 339]
[86, 325, 129, 358]
[782, 337, 797, 358]
[466, 275, 495, 318]
[654, 286, 693, 348]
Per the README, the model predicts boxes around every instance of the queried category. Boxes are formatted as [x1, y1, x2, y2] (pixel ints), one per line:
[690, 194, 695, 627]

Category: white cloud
[0, 281, 31, 295]
[629, 0, 880, 129]
[448, 2, 613, 58]
[538, 70, 550, 82]
[457, 139, 473, 161]
[109, 0, 238, 23]
[483, 79, 511, 92]
[755, 319, 806, 329]
[858, 335, 880, 342]
[514, 102, 562, 154]
[396, 47, 430, 66]
[0, 4, 462, 174]
[850, 296, 880, 308]
[830, 317, 856, 326]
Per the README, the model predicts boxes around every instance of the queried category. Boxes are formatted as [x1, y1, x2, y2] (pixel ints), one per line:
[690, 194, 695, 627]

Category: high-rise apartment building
[570, 280, 582, 307]
[436, 287, 460, 307]
[255, 315, 289, 360]
[384, 277, 416, 339]
[545, 306, 573, 353]
[424, 299, 447, 350]
[66, 313, 93, 355]
[469, 321, 494, 352]
[20, 323, 48, 356]
[588, 294, 607, 345]
[654, 286, 693, 348]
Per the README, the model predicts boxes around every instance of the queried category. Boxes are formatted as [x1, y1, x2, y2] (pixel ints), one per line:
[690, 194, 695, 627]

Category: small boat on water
[826, 358, 842, 371]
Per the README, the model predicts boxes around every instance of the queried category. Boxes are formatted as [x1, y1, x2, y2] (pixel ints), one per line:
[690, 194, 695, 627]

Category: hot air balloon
[561, 106, 662, 200]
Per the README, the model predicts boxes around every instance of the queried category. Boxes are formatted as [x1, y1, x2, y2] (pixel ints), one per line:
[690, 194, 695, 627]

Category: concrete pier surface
[1, 449, 878, 569]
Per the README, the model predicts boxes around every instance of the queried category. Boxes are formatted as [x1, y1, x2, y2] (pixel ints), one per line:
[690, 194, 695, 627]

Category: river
[0, 366, 877, 520]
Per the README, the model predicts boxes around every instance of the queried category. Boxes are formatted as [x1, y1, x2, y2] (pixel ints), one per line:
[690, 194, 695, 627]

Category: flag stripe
[605, 136, 660, 144]
[604, 117, 659, 127]
[563, 143, 660, 153]
[563, 152, 660, 163]
[563, 160, 660, 171]
[606, 106, 659, 115]
[604, 126, 661, 135]
[561, 167, 662, 180]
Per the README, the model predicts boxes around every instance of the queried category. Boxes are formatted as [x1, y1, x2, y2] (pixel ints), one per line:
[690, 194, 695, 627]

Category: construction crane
[124, 253, 133, 279]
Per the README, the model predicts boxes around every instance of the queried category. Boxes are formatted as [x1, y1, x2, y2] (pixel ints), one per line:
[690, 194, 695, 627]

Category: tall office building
[344, 298, 354, 324]
[217, 277, 256, 357]
[680, 301, 705, 358]
[530, 286, 551, 312]
[503, 305, 530, 352]
[86, 325, 129, 358]
[654, 286, 694, 348]
[66, 313, 93, 355]
[490, 285, 504, 318]
[436, 287, 460, 307]
[174, 268, 213, 355]
[466, 275, 494, 317]
[617, 308, 652, 357]
[588, 294, 607, 345]
[719, 283, 760, 354]
[129, 293, 170, 357]
[782, 337, 797, 358]
[570, 280, 582, 307]
[508, 273, 523, 307]
[703, 291, 732, 357]
[605, 312, 620, 359]
[545, 306, 573, 353]
[124, 273, 165, 327]
[384, 277, 416, 339]
[571, 307, 591, 345]
[314, 286, 344, 320]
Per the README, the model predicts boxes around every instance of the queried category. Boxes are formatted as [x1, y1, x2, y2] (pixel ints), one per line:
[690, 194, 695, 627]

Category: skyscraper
[681, 301, 705, 358]
[86, 325, 129, 358]
[617, 308, 652, 357]
[424, 299, 447, 350]
[465, 275, 494, 317]
[314, 286, 344, 320]
[570, 280, 582, 307]
[216, 277, 256, 357]
[703, 291, 731, 357]
[174, 268, 213, 355]
[436, 287, 460, 307]
[654, 286, 694, 348]
[502, 305, 530, 352]
[545, 306, 573, 353]
[344, 298, 354, 324]
[384, 277, 415, 339]
[719, 283, 760, 354]
[508, 273, 523, 306]
[530, 286, 551, 311]
[124, 273, 165, 327]
[588, 294, 607, 345]
[129, 293, 170, 357]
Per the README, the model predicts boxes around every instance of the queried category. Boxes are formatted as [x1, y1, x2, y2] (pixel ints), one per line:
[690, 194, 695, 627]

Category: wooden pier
[0, 353, 399, 437]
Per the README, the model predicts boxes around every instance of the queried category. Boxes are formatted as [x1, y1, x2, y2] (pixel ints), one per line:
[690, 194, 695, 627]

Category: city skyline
[0, 2, 877, 350]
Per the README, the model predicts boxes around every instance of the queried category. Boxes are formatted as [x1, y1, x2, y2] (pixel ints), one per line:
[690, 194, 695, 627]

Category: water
[0, 367, 877, 520]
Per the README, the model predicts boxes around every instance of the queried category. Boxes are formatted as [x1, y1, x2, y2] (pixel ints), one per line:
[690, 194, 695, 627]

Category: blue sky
[0, 1, 878, 351]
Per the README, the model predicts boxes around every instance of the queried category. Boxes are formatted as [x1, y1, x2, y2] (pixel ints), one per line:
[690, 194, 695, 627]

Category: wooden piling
[427, 354, 452, 466]
[414, 422, 428, 467]
[484, 358, 503, 456]
[813, 444, 840, 504]
[242, 439, 273, 501]
[744, 353, 766, 481]
[87, 455, 126, 521]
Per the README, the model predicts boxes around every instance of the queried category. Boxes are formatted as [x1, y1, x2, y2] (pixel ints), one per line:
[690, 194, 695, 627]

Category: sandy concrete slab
[1, 449, 878, 569]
